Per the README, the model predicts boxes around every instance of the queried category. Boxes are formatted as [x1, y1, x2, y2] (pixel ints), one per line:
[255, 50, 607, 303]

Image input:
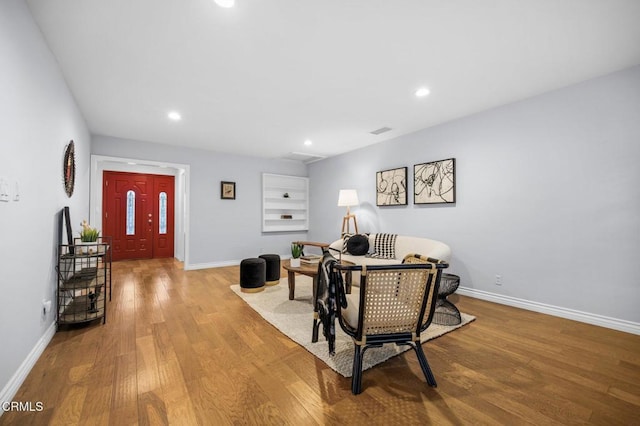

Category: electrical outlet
[13, 180, 20, 201]
[42, 299, 52, 315]
[495, 275, 502, 286]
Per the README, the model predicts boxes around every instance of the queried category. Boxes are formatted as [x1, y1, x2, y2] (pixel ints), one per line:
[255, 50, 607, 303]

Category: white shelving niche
[262, 173, 309, 232]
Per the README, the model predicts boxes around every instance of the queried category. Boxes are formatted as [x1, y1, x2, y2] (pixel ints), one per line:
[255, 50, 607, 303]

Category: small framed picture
[221, 181, 236, 200]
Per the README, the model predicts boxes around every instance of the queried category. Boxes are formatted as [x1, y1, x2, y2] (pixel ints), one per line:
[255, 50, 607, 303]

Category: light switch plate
[0, 177, 9, 202]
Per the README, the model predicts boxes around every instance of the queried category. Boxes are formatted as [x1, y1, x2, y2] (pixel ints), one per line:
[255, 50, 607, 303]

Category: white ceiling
[26, 0, 640, 160]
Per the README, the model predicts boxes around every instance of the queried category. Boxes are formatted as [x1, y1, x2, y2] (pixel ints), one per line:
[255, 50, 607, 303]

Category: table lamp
[338, 189, 359, 236]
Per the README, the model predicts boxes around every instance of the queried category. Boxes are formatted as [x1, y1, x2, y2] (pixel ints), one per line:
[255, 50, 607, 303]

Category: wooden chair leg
[351, 345, 364, 394]
[413, 342, 437, 387]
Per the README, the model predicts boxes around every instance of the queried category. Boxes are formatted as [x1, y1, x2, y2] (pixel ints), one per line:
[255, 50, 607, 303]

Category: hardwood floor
[2, 258, 639, 425]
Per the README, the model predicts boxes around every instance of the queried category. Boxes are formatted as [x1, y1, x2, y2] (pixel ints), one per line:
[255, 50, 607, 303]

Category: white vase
[290, 258, 301, 267]
[77, 241, 97, 255]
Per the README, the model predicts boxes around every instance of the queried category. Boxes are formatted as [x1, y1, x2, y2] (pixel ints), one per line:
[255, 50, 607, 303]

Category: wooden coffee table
[283, 258, 354, 299]
[283, 259, 319, 301]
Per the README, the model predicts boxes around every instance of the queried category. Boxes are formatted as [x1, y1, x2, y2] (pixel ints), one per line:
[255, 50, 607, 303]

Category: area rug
[230, 276, 475, 377]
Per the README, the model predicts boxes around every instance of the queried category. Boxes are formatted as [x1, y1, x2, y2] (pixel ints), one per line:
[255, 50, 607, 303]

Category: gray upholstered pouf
[259, 254, 281, 286]
[240, 258, 266, 293]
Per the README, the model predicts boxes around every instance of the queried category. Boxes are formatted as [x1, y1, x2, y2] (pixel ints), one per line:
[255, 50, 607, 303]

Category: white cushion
[328, 238, 345, 256]
[339, 253, 398, 266]
[394, 235, 451, 262]
[342, 291, 360, 329]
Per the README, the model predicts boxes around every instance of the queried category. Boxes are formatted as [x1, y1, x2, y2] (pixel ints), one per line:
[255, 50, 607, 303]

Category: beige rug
[231, 276, 475, 377]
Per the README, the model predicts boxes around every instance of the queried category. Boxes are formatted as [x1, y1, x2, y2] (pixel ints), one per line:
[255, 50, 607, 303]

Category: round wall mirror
[63, 140, 75, 197]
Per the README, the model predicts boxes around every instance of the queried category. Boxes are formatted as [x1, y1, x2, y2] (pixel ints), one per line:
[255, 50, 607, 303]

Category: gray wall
[308, 66, 640, 324]
[0, 0, 91, 400]
[1, 0, 637, 402]
[91, 136, 308, 266]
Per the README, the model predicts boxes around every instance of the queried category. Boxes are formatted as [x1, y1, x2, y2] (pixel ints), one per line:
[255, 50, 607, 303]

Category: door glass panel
[159, 192, 167, 234]
[126, 190, 135, 235]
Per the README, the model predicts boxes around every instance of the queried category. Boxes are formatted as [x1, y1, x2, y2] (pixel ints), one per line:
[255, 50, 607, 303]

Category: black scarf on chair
[316, 250, 344, 356]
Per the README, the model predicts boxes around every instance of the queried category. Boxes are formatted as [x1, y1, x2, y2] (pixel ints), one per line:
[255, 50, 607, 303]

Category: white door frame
[90, 155, 190, 265]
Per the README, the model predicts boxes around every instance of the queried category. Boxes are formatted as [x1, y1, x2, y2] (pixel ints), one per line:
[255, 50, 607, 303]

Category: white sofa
[328, 233, 451, 266]
[328, 234, 451, 334]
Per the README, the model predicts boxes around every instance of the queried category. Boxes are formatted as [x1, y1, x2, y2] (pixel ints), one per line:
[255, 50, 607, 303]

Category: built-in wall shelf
[262, 173, 309, 232]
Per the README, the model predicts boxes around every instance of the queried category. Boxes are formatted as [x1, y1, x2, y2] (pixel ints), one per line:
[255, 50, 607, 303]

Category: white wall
[0, 0, 91, 403]
[91, 135, 309, 267]
[308, 66, 640, 328]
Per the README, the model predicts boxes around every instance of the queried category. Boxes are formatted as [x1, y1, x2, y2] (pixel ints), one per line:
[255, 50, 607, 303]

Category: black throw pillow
[346, 234, 369, 256]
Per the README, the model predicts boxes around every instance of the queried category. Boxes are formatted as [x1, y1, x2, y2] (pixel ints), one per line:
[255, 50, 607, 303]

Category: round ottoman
[240, 258, 266, 293]
[259, 254, 281, 286]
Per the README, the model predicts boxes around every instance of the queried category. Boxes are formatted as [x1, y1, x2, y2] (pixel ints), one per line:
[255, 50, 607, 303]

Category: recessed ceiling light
[214, 0, 235, 7]
[168, 111, 181, 121]
[304, 139, 313, 146]
[415, 87, 430, 98]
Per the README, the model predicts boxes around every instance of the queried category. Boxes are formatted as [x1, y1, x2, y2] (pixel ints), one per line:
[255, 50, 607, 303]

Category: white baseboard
[185, 255, 291, 271]
[185, 259, 241, 270]
[0, 322, 56, 412]
[457, 286, 640, 335]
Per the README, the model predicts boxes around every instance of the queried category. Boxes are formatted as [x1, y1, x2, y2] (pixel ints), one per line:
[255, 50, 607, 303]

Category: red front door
[152, 175, 175, 259]
[103, 172, 175, 261]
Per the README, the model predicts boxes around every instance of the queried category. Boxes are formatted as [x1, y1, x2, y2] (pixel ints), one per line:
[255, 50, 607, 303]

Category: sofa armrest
[292, 241, 330, 252]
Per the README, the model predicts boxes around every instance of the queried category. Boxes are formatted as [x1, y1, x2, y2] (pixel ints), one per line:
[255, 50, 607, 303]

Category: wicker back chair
[402, 253, 449, 330]
[333, 260, 448, 394]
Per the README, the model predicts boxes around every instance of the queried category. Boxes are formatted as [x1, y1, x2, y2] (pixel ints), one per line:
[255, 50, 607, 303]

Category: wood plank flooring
[1, 258, 639, 425]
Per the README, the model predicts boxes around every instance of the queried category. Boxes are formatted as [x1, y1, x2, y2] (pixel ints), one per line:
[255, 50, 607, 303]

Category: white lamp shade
[338, 189, 359, 207]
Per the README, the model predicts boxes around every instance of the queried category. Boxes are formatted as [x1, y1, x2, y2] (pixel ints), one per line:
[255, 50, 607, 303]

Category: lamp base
[341, 214, 358, 236]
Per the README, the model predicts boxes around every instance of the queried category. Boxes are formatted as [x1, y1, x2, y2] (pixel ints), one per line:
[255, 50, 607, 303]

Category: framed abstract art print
[376, 167, 407, 206]
[414, 158, 456, 204]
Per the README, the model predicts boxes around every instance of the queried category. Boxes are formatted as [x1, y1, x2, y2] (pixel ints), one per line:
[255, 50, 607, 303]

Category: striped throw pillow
[369, 233, 397, 259]
[342, 233, 354, 253]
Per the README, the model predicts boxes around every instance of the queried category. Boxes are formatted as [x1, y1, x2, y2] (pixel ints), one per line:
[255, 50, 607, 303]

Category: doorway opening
[90, 155, 189, 266]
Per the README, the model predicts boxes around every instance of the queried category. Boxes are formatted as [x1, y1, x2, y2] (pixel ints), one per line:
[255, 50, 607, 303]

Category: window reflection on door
[159, 192, 167, 234]
[126, 190, 135, 235]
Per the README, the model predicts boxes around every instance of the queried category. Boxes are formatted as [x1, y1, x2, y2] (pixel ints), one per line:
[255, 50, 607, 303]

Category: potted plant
[290, 242, 304, 267]
[78, 220, 100, 254]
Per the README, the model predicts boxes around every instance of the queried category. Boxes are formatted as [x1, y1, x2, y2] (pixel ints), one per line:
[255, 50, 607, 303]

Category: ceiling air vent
[370, 127, 392, 135]
[282, 152, 327, 163]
